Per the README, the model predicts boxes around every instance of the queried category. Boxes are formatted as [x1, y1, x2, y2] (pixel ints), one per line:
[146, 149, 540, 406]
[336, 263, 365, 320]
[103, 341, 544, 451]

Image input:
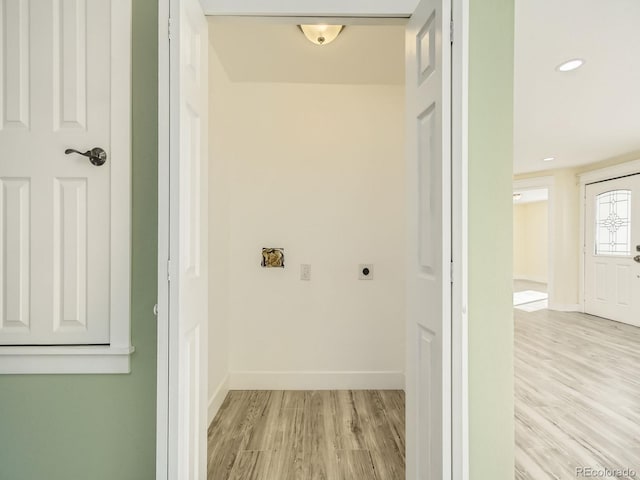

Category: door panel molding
[0, 178, 30, 331]
[1, 0, 30, 129]
[52, 0, 88, 130]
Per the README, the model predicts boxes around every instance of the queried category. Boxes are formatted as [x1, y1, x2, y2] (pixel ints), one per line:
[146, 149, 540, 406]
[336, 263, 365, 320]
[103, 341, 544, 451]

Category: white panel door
[406, 0, 452, 479]
[585, 174, 640, 326]
[167, 0, 208, 478]
[0, 0, 131, 345]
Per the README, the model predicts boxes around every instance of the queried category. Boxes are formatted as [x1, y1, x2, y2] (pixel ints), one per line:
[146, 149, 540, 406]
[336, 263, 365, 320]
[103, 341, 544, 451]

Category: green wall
[468, 0, 515, 478]
[0, 0, 158, 478]
[0, 0, 515, 478]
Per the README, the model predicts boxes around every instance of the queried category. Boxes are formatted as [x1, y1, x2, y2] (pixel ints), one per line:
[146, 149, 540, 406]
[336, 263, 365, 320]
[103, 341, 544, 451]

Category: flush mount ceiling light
[556, 58, 585, 72]
[299, 25, 344, 46]
[543, 156, 555, 162]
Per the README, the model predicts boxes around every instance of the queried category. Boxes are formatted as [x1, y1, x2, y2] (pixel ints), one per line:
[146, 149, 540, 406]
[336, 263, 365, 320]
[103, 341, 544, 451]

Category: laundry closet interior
[205, 18, 408, 419]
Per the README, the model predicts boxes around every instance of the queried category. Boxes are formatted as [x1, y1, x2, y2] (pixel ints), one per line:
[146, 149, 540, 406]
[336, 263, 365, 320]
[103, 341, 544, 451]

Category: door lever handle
[65, 147, 107, 166]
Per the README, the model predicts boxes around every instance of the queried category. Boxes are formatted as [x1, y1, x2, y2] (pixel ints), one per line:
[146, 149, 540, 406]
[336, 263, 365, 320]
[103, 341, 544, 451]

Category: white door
[406, 0, 452, 479]
[0, 0, 131, 345]
[585, 174, 640, 326]
[167, 0, 208, 478]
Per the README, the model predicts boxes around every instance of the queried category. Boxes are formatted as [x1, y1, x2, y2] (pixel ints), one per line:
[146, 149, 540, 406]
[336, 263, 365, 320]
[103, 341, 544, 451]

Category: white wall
[513, 201, 548, 283]
[550, 170, 581, 309]
[209, 50, 406, 390]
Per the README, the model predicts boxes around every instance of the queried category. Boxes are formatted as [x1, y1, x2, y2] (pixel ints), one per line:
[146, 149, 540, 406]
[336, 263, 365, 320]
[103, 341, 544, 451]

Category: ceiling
[208, 20, 405, 85]
[514, 0, 640, 174]
[208, 2, 640, 173]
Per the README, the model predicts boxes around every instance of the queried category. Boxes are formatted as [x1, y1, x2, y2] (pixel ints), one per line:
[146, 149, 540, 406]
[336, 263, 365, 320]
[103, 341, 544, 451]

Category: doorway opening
[206, 18, 407, 478]
[512, 187, 550, 312]
[157, 0, 468, 478]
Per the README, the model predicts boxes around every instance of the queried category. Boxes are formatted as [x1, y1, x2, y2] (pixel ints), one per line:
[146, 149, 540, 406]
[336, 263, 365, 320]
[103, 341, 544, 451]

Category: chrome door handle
[65, 147, 107, 166]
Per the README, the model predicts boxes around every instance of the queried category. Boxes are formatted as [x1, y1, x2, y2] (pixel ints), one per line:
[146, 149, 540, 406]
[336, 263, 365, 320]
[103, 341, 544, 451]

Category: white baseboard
[514, 276, 548, 285]
[207, 374, 230, 425]
[228, 370, 405, 390]
[548, 303, 581, 312]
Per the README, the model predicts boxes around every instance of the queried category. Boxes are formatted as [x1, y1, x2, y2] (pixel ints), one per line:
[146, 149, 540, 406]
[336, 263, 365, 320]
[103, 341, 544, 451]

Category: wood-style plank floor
[207, 390, 405, 480]
[515, 284, 640, 479]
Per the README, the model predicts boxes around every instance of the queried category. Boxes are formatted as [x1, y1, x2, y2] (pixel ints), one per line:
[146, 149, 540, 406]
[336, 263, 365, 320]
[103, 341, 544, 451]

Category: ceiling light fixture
[556, 58, 585, 72]
[513, 193, 522, 201]
[299, 25, 344, 46]
[543, 156, 555, 162]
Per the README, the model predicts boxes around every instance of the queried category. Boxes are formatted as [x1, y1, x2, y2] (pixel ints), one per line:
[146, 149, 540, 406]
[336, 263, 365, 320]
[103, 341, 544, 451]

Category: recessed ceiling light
[543, 156, 555, 162]
[556, 58, 585, 72]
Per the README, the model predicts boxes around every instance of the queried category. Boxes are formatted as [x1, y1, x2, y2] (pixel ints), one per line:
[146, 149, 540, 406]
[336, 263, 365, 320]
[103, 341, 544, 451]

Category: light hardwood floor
[515, 305, 640, 479]
[514, 279, 547, 294]
[207, 390, 405, 480]
[207, 291, 640, 479]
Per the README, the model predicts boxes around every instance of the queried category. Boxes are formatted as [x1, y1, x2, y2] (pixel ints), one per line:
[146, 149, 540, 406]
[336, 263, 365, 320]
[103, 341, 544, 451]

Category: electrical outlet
[359, 264, 374, 280]
[300, 264, 311, 281]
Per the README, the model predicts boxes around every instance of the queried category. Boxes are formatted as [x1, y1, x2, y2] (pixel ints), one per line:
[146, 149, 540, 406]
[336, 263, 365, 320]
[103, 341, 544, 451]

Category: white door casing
[166, 0, 209, 478]
[584, 174, 640, 327]
[158, 0, 466, 477]
[0, 0, 131, 347]
[406, 0, 452, 479]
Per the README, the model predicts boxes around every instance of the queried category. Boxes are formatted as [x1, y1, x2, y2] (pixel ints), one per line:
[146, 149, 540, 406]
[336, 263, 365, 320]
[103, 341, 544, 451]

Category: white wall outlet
[300, 264, 311, 281]
[359, 264, 374, 280]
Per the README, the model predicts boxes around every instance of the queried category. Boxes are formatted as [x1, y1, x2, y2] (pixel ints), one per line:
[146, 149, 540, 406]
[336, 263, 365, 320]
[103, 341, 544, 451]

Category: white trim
[0, 346, 134, 374]
[109, 0, 133, 353]
[513, 275, 548, 284]
[228, 371, 405, 390]
[578, 159, 640, 185]
[208, 375, 230, 425]
[451, 0, 469, 478]
[513, 176, 554, 191]
[156, 1, 470, 479]
[0, 0, 133, 375]
[579, 182, 586, 311]
[548, 303, 581, 313]
[199, 0, 419, 17]
[156, 0, 170, 476]
[166, 2, 185, 479]
[578, 159, 640, 314]
[512, 176, 555, 309]
[209, 15, 408, 25]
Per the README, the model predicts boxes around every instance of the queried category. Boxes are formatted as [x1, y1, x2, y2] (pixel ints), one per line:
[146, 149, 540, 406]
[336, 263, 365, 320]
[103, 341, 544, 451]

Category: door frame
[512, 176, 555, 306]
[578, 158, 640, 312]
[156, 1, 469, 478]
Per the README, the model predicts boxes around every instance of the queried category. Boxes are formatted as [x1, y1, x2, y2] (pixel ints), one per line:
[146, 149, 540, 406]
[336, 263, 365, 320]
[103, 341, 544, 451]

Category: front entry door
[405, 0, 452, 478]
[585, 174, 640, 326]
